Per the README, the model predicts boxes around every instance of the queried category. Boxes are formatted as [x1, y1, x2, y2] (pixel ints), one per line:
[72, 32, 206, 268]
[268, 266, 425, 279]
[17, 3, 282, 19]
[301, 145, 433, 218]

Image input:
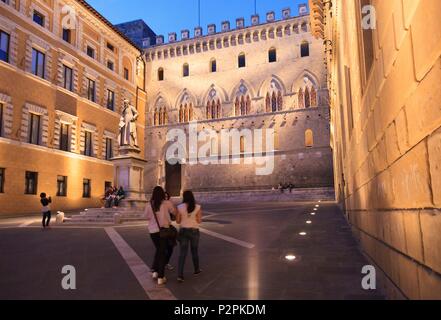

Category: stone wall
[316, 0, 441, 299]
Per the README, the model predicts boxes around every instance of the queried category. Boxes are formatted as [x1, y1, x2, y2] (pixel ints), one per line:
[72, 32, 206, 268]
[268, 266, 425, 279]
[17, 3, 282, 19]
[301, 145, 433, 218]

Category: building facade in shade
[143, 10, 334, 196]
[309, 0, 441, 298]
[0, 0, 146, 215]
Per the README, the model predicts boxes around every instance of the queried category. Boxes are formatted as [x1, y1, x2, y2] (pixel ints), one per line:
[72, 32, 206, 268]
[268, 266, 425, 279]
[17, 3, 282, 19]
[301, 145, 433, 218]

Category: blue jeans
[178, 228, 200, 278]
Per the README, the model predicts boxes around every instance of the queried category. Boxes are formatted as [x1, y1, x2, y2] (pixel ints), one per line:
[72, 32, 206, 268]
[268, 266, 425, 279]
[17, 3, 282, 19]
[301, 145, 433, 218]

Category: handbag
[152, 204, 178, 246]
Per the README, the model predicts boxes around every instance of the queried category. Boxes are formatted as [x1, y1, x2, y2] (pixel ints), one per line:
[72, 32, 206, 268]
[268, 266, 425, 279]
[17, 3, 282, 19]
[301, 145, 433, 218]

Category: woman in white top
[145, 186, 177, 285]
[176, 190, 202, 282]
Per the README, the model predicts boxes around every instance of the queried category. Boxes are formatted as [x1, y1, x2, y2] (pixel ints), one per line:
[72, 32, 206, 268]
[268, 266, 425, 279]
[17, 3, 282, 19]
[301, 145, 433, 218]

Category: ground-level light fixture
[310, 212, 316, 215]
[315, 205, 319, 208]
[306, 220, 312, 224]
[299, 232, 307, 236]
[285, 254, 297, 261]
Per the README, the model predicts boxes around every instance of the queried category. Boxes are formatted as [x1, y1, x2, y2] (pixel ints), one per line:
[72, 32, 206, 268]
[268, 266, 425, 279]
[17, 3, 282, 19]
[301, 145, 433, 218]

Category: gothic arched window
[277, 91, 283, 111]
[240, 96, 246, 115]
[216, 99, 221, 118]
[311, 87, 317, 107]
[184, 104, 189, 122]
[305, 87, 311, 108]
[189, 103, 193, 121]
[266, 93, 271, 113]
[271, 92, 277, 112]
[153, 110, 158, 126]
[179, 105, 183, 123]
[235, 97, 240, 116]
[206, 101, 211, 120]
[298, 88, 304, 109]
[158, 107, 163, 125]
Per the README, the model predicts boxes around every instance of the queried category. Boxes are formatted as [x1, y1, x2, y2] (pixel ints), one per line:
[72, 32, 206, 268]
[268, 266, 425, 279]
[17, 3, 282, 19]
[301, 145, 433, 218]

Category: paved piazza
[0, 201, 384, 300]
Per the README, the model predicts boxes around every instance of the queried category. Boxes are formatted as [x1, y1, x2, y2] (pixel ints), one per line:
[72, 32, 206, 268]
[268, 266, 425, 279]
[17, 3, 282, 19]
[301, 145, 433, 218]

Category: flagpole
[198, 0, 201, 26]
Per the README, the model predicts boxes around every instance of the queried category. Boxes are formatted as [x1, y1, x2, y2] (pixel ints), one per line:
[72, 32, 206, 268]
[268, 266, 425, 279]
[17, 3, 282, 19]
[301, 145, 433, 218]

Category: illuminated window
[84, 131, 93, 157]
[305, 129, 314, 148]
[29, 113, 41, 145]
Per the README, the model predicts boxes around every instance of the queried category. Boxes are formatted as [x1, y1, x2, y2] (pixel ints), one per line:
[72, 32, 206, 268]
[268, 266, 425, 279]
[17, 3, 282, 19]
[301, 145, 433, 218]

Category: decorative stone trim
[79, 122, 98, 157]
[82, 67, 100, 102]
[57, 50, 79, 93]
[21, 103, 49, 146]
[28, 2, 51, 30]
[0, 16, 19, 66]
[103, 80, 118, 112]
[54, 110, 77, 152]
[102, 130, 118, 159]
[0, 0, 16, 9]
[0, 92, 13, 138]
[26, 34, 52, 80]
[146, 15, 311, 61]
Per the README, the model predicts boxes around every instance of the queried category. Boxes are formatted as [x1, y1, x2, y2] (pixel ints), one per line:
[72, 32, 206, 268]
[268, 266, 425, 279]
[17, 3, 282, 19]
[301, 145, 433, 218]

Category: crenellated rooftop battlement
[147, 5, 310, 49]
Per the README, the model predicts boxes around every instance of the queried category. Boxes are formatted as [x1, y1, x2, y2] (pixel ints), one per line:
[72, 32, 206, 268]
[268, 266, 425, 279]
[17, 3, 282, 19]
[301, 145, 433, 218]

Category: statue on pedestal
[118, 99, 139, 148]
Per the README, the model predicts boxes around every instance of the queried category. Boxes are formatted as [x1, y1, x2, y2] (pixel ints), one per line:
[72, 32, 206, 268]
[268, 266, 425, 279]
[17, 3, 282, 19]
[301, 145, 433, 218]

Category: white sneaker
[152, 272, 158, 279]
[158, 277, 167, 285]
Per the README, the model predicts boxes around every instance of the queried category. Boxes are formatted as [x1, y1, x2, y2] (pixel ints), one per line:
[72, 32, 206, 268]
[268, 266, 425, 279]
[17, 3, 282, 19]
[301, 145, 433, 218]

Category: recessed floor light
[306, 220, 312, 224]
[285, 254, 297, 261]
[299, 232, 307, 236]
[314, 208, 318, 211]
[310, 212, 316, 215]
[315, 205, 319, 208]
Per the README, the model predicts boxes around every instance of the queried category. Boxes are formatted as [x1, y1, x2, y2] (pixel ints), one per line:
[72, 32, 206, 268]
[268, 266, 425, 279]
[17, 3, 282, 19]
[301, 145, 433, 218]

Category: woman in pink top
[176, 190, 202, 282]
[145, 186, 176, 285]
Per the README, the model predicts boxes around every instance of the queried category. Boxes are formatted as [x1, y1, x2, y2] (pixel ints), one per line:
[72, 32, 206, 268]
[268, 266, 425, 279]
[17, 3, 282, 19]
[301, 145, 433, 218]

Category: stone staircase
[194, 187, 335, 203]
[65, 207, 146, 225]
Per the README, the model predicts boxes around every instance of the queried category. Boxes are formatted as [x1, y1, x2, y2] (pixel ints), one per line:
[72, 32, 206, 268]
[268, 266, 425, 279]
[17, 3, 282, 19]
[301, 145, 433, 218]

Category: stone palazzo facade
[143, 12, 334, 195]
[0, 0, 146, 215]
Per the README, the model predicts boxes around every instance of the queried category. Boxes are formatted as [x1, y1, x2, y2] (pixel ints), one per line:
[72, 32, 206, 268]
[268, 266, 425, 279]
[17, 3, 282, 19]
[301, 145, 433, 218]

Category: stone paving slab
[0, 228, 146, 300]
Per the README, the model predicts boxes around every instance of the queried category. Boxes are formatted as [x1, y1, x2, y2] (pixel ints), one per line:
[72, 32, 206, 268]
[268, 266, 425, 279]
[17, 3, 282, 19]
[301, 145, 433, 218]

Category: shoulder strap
[151, 201, 161, 229]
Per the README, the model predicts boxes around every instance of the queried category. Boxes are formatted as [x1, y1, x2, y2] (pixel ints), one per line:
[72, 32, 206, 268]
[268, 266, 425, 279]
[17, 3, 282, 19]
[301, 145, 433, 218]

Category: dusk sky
[87, 0, 306, 37]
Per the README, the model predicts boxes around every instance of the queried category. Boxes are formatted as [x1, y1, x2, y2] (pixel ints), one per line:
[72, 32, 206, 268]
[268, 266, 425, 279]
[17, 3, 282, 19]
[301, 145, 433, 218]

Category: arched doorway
[165, 159, 182, 197]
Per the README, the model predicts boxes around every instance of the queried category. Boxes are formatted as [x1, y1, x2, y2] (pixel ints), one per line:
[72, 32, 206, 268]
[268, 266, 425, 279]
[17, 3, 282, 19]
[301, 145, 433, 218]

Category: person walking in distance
[40, 193, 52, 229]
[145, 186, 177, 285]
[176, 190, 202, 283]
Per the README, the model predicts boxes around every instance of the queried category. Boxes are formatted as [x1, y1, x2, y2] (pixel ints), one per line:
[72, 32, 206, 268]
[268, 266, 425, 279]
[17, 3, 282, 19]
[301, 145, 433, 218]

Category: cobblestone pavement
[0, 201, 385, 300]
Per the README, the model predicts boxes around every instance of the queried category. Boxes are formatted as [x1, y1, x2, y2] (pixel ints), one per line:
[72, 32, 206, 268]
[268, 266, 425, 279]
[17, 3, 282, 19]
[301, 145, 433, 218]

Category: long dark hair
[150, 186, 166, 212]
[182, 190, 196, 213]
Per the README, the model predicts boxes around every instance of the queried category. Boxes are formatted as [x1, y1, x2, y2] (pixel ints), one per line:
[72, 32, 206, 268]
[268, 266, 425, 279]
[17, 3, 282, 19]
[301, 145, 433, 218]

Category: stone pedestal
[111, 146, 148, 209]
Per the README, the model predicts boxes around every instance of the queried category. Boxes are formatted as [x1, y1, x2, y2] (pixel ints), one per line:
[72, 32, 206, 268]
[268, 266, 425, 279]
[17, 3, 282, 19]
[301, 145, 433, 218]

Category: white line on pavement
[199, 227, 255, 249]
[104, 227, 177, 300]
[19, 220, 37, 227]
